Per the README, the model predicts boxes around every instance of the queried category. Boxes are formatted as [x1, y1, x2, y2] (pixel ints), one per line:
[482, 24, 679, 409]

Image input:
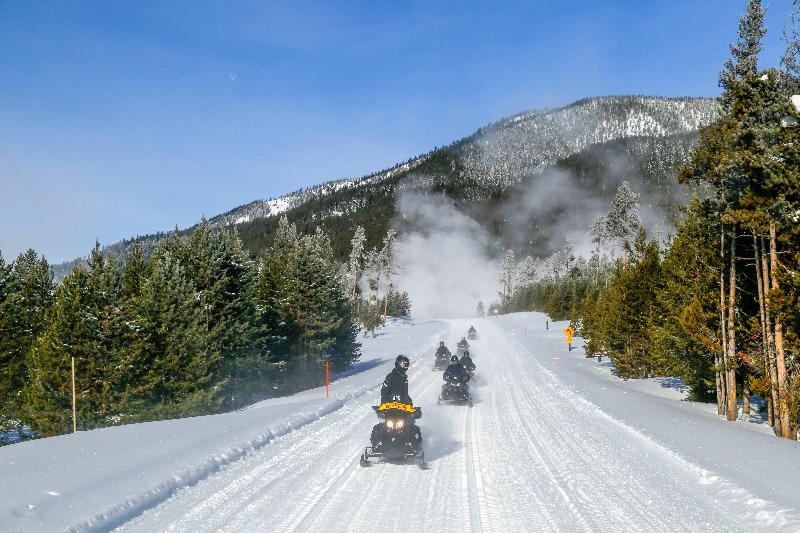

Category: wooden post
[71, 357, 77, 433]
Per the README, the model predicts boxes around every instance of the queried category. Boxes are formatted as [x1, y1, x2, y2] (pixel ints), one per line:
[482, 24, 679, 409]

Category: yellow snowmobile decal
[377, 402, 416, 413]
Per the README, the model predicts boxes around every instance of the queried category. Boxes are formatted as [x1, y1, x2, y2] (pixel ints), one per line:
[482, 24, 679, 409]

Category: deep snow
[2, 313, 800, 532]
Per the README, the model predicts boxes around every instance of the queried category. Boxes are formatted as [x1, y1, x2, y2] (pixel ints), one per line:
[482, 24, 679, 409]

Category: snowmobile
[467, 327, 478, 340]
[433, 352, 450, 371]
[438, 377, 472, 407]
[456, 338, 470, 357]
[361, 402, 427, 469]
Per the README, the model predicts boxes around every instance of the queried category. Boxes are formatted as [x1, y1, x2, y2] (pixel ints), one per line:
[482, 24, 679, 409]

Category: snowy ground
[3, 313, 800, 532]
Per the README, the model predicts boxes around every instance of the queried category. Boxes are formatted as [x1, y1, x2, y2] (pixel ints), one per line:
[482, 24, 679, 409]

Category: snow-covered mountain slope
[51, 95, 718, 279]
[211, 96, 717, 230]
[4, 313, 800, 532]
[206, 160, 423, 230]
[458, 96, 718, 192]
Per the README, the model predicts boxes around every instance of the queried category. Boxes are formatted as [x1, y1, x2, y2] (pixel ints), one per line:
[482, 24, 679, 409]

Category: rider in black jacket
[381, 355, 412, 404]
[459, 350, 476, 373]
[443, 355, 469, 384]
[435, 341, 451, 359]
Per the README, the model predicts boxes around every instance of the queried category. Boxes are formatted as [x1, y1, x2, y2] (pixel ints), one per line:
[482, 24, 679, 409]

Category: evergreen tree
[0, 250, 54, 431]
[348, 226, 366, 301]
[26, 267, 103, 435]
[121, 251, 222, 419]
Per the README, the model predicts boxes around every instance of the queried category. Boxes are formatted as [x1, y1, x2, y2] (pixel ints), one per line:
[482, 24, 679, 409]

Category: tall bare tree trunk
[383, 283, 390, 320]
[754, 233, 776, 428]
[717, 227, 727, 416]
[726, 226, 738, 421]
[761, 236, 782, 436]
[742, 374, 751, 415]
[770, 222, 793, 439]
[351, 263, 359, 301]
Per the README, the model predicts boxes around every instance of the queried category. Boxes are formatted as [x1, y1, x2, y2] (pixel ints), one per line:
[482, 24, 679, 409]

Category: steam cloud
[392, 152, 675, 318]
[394, 191, 499, 319]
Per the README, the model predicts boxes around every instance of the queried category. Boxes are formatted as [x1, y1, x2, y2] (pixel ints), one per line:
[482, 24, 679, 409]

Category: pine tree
[591, 181, 641, 268]
[0, 250, 54, 431]
[121, 251, 222, 419]
[185, 220, 258, 407]
[26, 267, 103, 435]
[348, 226, 366, 301]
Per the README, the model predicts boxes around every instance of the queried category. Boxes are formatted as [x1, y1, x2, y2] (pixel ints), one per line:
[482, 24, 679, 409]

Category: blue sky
[0, 0, 795, 262]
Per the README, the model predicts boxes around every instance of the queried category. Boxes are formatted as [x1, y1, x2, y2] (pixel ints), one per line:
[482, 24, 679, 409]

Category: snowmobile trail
[115, 318, 800, 532]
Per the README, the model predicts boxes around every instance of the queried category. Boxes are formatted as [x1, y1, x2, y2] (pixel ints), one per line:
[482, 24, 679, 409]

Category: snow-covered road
[111, 317, 800, 532]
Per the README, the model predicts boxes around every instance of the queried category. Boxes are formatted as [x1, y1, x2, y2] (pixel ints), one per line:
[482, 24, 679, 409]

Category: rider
[381, 355, 412, 404]
[372, 355, 421, 451]
[459, 350, 476, 373]
[468, 325, 476, 334]
[457, 337, 469, 350]
[435, 341, 451, 360]
[442, 355, 470, 397]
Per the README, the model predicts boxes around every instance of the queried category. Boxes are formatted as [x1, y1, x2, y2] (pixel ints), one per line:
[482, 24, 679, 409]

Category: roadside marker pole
[546, 321, 549, 331]
[325, 360, 330, 399]
[71, 357, 77, 433]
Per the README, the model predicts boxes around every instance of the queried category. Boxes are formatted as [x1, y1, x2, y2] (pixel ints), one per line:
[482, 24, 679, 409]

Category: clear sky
[0, 0, 795, 263]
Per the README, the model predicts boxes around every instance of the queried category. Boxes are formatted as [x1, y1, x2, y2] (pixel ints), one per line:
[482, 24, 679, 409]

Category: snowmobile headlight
[395, 419, 404, 429]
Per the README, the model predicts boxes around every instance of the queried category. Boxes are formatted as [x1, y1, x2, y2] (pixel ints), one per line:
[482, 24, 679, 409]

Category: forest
[507, 0, 800, 440]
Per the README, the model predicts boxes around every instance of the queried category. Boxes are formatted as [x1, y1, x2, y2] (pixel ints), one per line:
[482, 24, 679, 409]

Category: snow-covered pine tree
[348, 226, 366, 301]
[379, 229, 397, 319]
[499, 249, 515, 312]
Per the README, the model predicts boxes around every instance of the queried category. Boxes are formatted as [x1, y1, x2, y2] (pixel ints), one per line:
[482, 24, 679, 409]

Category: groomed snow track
[112, 318, 800, 532]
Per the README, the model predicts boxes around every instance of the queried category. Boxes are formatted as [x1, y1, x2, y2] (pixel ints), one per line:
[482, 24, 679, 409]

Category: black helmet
[395, 355, 410, 371]
[451, 355, 459, 363]
[462, 350, 470, 358]
[439, 341, 445, 346]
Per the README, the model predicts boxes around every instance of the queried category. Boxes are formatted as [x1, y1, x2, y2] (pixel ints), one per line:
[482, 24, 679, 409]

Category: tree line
[504, 0, 800, 440]
[0, 216, 365, 440]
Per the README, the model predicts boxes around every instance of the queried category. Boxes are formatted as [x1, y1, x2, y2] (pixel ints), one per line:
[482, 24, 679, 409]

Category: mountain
[53, 95, 719, 279]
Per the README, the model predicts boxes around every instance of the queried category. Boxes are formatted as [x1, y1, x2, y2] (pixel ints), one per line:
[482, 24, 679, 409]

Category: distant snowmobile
[361, 402, 427, 469]
[467, 326, 478, 340]
[456, 337, 470, 356]
[433, 342, 451, 371]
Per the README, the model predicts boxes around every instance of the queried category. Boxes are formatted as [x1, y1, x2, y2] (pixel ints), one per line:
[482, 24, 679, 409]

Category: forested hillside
[52, 96, 718, 279]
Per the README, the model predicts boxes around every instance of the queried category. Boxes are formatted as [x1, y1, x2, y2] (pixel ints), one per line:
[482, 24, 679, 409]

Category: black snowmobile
[361, 402, 427, 469]
[438, 358, 473, 406]
[439, 377, 472, 406]
[432, 343, 451, 371]
[467, 327, 478, 340]
[456, 338, 470, 357]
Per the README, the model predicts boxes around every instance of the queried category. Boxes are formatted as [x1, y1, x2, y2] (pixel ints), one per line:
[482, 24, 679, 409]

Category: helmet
[451, 355, 459, 363]
[439, 341, 445, 346]
[462, 350, 470, 358]
[395, 355, 410, 371]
